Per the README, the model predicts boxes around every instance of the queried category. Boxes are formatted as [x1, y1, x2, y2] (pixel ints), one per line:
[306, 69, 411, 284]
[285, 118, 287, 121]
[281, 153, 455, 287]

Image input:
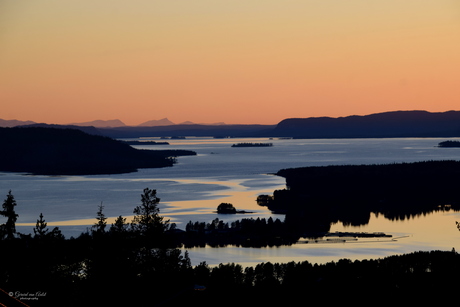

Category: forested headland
[256, 160, 460, 235]
[0, 127, 196, 175]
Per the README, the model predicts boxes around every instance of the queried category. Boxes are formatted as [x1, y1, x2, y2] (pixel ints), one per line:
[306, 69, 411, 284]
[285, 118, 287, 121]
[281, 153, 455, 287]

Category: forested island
[438, 140, 460, 147]
[121, 140, 170, 145]
[231, 142, 273, 147]
[0, 127, 196, 175]
[0, 189, 459, 306]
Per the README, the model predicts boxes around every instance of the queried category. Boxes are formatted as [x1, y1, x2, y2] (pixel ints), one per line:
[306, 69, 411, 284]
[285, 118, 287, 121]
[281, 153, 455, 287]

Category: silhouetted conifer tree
[110, 215, 128, 234]
[34, 212, 49, 238]
[92, 202, 107, 235]
[131, 188, 169, 238]
[0, 190, 18, 240]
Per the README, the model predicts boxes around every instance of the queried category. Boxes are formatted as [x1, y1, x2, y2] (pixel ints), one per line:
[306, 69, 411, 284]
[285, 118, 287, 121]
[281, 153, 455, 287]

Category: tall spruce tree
[1, 190, 18, 240]
[131, 188, 169, 238]
[34, 212, 49, 238]
[92, 202, 107, 235]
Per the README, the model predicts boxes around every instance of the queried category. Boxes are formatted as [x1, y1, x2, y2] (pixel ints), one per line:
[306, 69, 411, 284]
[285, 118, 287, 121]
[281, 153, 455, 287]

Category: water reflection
[5, 137, 460, 266]
[183, 210, 460, 267]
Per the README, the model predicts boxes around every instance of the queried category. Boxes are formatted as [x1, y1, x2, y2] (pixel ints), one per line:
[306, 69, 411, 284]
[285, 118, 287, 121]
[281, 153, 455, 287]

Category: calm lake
[2, 137, 460, 266]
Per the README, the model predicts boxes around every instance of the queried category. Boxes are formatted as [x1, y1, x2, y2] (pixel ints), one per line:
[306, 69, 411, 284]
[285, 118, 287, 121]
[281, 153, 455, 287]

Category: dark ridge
[0, 127, 196, 175]
[18, 123, 103, 136]
[272, 110, 460, 138]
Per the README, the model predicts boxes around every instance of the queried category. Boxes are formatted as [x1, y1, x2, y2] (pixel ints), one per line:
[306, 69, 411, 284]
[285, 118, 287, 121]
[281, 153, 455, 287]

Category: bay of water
[2, 137, 460, 266]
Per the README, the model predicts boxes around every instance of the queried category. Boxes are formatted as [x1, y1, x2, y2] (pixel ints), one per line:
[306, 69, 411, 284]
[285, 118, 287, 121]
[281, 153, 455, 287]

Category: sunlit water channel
[2, 137, 460, 266]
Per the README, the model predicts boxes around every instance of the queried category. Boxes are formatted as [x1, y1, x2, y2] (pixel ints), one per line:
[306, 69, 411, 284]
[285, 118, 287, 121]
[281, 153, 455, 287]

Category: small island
[122, 140, 170, 145]
[231, 142, 273, 148]
[438, 140, 460, 147]
[216, 203, 253, 214]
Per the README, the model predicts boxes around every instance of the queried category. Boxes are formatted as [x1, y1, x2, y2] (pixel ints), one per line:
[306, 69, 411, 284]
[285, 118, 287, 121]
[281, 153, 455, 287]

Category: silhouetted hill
[20, 123, 102, 135]
[271, 110, 460, 138]
[0, 127, 196, 175]
[68, 119, 126, 127]
[138, 118, 175, 126]
[0, 119, 36, 127]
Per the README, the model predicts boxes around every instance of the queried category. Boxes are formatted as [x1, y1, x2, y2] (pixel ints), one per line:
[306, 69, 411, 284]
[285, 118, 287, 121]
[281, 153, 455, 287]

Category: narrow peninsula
[231, 142, 273, 147]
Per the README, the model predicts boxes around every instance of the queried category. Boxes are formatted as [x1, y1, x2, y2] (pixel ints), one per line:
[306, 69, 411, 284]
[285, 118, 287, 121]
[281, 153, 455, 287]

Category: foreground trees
[1, 189, 460, 305]
[0, 189, 192, 306]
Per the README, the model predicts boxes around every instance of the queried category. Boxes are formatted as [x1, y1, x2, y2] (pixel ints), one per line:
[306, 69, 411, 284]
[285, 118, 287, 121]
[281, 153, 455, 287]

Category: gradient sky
[1, 0, 459, 125]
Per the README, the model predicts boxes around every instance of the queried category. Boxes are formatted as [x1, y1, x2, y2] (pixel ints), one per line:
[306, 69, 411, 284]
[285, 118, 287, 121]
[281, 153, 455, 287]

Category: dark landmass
[260, 160, 460, 234]
[215, 203, 254, 215]
[324, 231, 392, 238]
[92, 110, 460, 138]
[438, 140, 460, 147]
[6, 110, 460, 138]
[270, 110, 460, 138]
[231, 142, 273, 147]
[122, 140, 170, 145]
[18, 123, 102, 135]
[0, 127, 196, 175]
[1, 188, 458, 306]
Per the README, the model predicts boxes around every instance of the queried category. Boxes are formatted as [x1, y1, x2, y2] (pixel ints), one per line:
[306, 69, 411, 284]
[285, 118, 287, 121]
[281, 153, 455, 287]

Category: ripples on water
[3, 137, 460, 265]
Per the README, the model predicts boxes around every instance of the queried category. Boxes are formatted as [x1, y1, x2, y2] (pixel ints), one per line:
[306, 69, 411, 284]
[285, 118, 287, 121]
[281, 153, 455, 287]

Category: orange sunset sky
[1, 0, 459, 125]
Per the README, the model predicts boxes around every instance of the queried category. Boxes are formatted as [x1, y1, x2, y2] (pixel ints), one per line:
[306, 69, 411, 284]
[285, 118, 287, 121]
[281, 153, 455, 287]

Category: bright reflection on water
[3, 137, 460, 266]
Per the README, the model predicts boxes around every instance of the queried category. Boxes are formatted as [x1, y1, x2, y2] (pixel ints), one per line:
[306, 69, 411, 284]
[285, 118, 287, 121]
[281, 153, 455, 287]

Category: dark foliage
[181, 217, 297, 247]
[0, 191, 18, 240]
[1, 190, 459, 306]
[216, 203, 237, 214]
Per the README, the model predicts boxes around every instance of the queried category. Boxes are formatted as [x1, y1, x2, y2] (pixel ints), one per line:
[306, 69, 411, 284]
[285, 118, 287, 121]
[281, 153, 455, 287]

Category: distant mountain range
[138, 119, 227, 126]
[69, 119, 126, 127]
[138, 118, 175, 127]
[0, 118, 226, 128]
[2, 110, 460, 138]
[0, 119, 36, 127]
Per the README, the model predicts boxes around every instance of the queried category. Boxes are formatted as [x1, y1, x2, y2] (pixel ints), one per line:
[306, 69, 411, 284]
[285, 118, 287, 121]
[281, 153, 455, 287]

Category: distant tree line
[180, 217, 298, 247]
[231, 142, 273, 147]
[1, 189, 459, 306]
